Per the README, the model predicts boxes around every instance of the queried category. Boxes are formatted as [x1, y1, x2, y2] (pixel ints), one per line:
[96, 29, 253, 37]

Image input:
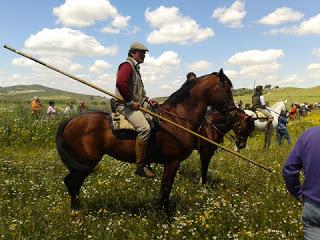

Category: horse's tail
[56, 119, 91, 174]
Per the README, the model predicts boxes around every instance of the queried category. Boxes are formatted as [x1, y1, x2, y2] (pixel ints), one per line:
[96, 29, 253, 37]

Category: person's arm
[116, 63, 133, 103]
[282, 136, 304, 200]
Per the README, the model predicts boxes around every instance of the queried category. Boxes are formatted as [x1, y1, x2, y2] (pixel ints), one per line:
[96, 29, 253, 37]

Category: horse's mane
[164, 71, 233, 107]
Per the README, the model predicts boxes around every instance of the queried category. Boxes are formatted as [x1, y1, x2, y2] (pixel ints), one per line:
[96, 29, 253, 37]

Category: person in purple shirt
[282, 126, 320, 239]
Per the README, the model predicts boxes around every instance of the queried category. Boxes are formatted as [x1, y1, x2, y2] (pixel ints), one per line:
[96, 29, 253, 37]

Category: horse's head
[206, 69, 236, 115]
[232, 108, 254, 149]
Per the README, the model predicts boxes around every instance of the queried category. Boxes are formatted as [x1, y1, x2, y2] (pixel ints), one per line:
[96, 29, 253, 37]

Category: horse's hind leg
[64, 170, 90, 210]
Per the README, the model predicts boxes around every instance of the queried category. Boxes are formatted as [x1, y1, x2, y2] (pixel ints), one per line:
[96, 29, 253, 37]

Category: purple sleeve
[282, 136, 304, 199]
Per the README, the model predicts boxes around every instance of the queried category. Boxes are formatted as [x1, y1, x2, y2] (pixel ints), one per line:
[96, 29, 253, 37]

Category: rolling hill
[0, 84, 106, 104]
[0, 84, 319, 107]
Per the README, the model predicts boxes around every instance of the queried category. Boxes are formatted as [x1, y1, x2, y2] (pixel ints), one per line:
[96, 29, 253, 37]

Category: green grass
[1, 100, 320, 239]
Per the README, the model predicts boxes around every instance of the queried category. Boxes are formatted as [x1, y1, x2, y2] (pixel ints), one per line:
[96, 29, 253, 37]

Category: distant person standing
[289, 102, 298, 121]
[282, 126, 320, 239]
[47, 100, 56, 118]
[186, 72, 196, 82]
[64, 102, 76, 115]
[79, 100, 87, 113]
[277, 110, 291, 145]
[31, 96, 42, 117]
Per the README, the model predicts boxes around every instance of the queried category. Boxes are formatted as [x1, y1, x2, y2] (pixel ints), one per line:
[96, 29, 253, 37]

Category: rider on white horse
[251, 85, 274, 131]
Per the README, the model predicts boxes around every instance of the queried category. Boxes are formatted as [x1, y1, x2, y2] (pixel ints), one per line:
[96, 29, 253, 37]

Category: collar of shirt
[128, 57, 140, 71]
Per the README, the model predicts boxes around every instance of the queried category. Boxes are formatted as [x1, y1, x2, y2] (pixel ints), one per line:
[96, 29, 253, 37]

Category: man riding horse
[115, 42, 158, 178]
[251, 85, 273, 130]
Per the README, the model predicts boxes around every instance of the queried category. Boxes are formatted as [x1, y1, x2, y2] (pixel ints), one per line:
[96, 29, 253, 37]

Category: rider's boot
[134, 137, 155, 178]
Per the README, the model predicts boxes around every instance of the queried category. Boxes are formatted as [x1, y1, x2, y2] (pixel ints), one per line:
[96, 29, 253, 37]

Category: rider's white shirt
[260, 95, 266, 106]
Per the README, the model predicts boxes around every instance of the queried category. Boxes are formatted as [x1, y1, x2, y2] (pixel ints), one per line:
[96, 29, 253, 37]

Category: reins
[158, 108, 199, 125]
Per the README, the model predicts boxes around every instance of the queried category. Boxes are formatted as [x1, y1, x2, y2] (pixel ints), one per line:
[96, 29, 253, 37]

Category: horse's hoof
[70, 209, 84, 222]
[200, 185, 208, 194]
[71, 196, 82, 211]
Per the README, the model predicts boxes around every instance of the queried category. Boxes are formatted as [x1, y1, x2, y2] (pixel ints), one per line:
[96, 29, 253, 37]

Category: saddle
[108, 101, 160, 140]
[109, 112, 137, 140]
[255, 110, 268, 119]
[250, 108, 269, 120]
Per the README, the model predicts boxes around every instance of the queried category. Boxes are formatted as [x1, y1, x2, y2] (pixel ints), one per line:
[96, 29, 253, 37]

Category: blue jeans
[302, 198, 320, 240]
[277, 128, 291, 145]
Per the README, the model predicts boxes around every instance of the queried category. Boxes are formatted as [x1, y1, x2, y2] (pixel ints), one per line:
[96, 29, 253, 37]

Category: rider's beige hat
[129, 42, 149, 51]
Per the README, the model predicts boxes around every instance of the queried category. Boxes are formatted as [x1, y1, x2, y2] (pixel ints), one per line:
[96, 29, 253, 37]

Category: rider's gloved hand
[129, 102, 141, 110]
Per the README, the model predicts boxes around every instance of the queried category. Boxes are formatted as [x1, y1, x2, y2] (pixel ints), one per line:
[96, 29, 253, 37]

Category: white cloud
[53, 0, 117, 27]
[89, 60, 112, 74]
[307, 63, 320, 71]
[312, 48, 320, 57]
[280, 74, 305, 84]
[12, 58, 35, 67]
[239, 62, 280, 77]
[111, 15, 130, 29]
[212, 0, 246, 28]
[101, 15, 131, 34]
[227, 49, 284, 82]
[297, 14, 320, 35]
[25, 27, 118, 57]
[258, 7, 303, 25]
[11, 73, 22, 80]
[101, 26, 120, 34]
[145, 6, 214, 44]
[187, 60, 213, 72]
[160, 79, 184, 91]
[228, 49, 284, 65]
[268, 14, 320, 35]
[70, 63, 84, 73]
[53, 0, 131, 34]
[224, 70, 238, 79]
[306, 63, 320, 78]
[141, 51, 181, 83]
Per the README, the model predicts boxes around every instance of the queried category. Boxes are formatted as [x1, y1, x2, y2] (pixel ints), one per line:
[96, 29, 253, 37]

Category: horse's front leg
[159, 160, 181, 208]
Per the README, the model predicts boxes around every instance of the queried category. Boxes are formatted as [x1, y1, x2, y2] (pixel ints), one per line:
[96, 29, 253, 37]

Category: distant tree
[264, 84, 272, 90]
[274, 86, 279, 89]
[232, 88, 253, 96]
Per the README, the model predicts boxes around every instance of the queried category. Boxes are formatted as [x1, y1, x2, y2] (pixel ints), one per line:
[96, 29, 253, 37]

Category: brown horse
[56, 69, 236, 211]
[197, 108, 254, 185]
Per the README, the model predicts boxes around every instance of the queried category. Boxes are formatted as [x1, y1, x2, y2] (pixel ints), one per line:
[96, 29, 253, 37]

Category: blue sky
[1, 0, 320, 97]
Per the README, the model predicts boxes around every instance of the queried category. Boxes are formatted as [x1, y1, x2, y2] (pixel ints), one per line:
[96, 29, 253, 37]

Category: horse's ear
[218, 68, 225, 83]
[284, 100, 287, 103]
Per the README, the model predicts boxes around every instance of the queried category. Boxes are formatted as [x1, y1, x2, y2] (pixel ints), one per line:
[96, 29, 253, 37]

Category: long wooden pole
[4, 45, 274, 173]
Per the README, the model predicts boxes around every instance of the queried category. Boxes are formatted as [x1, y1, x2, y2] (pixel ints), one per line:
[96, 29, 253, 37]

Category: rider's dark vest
[252, 94, 262, 109]
[115, 57, 146, 102]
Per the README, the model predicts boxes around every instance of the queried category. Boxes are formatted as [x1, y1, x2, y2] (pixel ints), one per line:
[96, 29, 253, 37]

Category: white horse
[244, 101, 287, 149]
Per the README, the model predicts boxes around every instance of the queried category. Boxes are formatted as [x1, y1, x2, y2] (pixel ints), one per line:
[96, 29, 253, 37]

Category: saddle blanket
[111, 112, 135, 130]
[255, 110, 268, 119]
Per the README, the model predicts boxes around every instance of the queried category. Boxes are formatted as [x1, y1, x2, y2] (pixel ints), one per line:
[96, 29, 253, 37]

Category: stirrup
[135, 166, 155, 178]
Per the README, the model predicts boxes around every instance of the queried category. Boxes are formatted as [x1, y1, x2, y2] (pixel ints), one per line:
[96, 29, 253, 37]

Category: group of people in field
[31, 97, 88, 118]
[112, 42, 320, 238]
[26, 41, 319, 238]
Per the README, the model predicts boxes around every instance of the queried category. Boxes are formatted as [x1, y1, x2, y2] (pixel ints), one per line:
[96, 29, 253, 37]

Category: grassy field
[0, 86, 320, 239]
[234, 86, 320, 107]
